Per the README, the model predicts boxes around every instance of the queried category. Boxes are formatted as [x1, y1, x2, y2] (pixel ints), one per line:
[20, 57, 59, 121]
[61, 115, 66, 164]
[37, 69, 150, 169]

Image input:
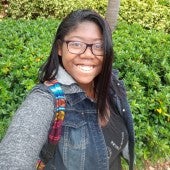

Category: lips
[77, 65, 94, 72]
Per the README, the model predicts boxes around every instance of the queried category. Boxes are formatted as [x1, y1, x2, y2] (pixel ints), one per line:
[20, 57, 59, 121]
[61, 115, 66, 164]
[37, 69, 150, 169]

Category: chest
[52, 98, 109, 170]
[49, 97, 127, 170]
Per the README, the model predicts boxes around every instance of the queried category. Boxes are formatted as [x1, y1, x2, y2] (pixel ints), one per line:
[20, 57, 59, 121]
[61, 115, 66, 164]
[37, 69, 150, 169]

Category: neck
[78, 82, 95, 100]
[86, 87, 95, 99]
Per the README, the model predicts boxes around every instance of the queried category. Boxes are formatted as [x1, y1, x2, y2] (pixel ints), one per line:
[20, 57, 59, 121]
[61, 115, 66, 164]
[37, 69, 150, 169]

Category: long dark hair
[39, 9, 114, 119]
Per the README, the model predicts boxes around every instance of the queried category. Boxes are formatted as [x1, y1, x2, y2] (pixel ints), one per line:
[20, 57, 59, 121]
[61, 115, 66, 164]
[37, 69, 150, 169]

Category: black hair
[39, 9, 114, 119]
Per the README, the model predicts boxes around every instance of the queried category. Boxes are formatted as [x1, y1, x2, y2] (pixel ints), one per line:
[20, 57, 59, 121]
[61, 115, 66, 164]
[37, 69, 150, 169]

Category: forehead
[64, 21, 103, 42]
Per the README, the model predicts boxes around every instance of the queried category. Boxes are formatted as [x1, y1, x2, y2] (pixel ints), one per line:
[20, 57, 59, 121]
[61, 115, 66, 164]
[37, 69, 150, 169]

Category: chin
[76, 79, 94, 85]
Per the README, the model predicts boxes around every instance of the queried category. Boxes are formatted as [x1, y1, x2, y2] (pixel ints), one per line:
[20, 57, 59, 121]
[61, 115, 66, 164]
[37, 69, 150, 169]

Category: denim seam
[80, 125, 86, 170]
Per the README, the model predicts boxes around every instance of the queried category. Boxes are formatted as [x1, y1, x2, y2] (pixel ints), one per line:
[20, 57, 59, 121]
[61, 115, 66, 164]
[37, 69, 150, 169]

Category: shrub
[0, 19, 169, 166]
[113, 21, 170, 163]
[0, 19, 59, 139]
[119, 0, 170, 33]
[6, 0, 169, 33]
[7, 0, 107, 19]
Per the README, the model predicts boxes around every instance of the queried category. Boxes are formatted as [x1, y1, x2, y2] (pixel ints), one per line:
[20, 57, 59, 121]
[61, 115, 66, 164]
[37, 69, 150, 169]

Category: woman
[0, 9, 135, 170]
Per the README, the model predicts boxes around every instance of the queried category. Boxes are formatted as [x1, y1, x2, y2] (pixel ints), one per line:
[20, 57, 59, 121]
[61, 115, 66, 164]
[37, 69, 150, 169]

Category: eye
[69, 41, 83, 48]
[93, 43, 103, 50]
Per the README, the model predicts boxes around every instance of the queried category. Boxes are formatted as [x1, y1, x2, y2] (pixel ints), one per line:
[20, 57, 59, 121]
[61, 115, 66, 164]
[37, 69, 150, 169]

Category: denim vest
[46, 91, 109, 170]
[44, 66, 134, 170]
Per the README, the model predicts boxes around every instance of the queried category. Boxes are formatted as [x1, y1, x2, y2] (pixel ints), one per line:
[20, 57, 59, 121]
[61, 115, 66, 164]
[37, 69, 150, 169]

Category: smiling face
[58, 21, 104, 90]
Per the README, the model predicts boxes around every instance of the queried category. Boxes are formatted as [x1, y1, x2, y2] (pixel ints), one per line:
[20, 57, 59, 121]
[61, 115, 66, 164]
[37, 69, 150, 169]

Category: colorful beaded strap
[36, 79, 66, 170]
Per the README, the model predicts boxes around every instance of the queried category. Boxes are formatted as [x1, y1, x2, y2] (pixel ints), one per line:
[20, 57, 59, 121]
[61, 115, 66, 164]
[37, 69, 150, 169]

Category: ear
[57, 41, 62, 56]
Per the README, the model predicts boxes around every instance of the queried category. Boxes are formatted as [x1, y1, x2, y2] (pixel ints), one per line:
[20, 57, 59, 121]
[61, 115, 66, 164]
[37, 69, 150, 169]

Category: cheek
[57, 46, 69, 66]
[61, 55, 72, 73]
[98, 59, 103, 73]
[61, 58, 68, 68]
[99, 58, 104, 67]
[61, 52, 70, 63]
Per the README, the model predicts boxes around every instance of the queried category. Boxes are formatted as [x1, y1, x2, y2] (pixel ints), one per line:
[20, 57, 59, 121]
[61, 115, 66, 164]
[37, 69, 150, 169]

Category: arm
[0, 85, 54, 169]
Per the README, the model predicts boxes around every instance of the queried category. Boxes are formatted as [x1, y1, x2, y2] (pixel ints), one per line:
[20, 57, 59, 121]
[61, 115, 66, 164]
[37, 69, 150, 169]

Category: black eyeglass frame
[63, 40, 104, 56]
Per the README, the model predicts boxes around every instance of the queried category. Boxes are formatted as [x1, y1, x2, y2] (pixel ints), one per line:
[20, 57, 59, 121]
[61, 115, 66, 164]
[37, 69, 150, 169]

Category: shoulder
[111, 69, 126, 88]
[10, 83, 55, 131]
[112, 69, 119, 78]
[0, 84, 56, 168]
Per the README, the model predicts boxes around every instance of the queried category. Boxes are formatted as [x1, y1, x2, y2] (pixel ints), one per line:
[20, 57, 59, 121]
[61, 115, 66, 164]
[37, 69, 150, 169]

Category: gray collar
[56, 65, 84, 94]
[56, 65, 76, 85]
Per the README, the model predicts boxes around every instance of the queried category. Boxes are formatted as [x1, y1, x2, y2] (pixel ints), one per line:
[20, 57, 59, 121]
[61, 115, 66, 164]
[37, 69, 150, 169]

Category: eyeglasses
[63, 40, 104, 56]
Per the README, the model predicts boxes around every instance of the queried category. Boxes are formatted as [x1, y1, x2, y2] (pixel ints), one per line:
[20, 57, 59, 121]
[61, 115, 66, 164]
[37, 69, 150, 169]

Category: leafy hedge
[112, 21, 170, 164]
[0, 19, 170, 167]
[0, 19, 59, 139]
[6, 0, 170, 32]
[7, 0, 106, 19]
[119, 0, 170, 33]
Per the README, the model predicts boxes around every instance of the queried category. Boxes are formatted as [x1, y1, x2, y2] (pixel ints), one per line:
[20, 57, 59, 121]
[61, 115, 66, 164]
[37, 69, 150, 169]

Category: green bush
[0, 19, 59, 139]
[7, 0, 107, 19]
[119, 0, 170, 33]
[113, 21, 170, 164]
[0, 4, 2, 12]
[6, 0, 169, 32]
[0, 19, 169, 166]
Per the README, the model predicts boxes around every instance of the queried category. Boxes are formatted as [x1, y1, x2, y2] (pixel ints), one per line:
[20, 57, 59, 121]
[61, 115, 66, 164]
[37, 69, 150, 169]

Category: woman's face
[58, 21, 104, 89]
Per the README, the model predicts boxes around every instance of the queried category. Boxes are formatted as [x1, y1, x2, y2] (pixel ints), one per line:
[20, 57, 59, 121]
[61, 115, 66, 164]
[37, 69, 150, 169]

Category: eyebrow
[66, 36, 103, 41]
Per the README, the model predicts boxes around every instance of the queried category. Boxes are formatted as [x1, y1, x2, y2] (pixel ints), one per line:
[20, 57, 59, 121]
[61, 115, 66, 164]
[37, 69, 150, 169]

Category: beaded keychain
[36, 80, 66, 170]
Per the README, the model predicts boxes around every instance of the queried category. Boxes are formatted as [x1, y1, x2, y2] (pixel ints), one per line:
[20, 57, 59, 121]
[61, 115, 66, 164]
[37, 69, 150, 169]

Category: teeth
[77, 65, 93, 71]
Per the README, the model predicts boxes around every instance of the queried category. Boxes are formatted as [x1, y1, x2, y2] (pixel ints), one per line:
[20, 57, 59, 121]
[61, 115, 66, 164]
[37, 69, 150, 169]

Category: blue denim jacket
[45, 66, 134, 170]
[46, 93, 109, 170]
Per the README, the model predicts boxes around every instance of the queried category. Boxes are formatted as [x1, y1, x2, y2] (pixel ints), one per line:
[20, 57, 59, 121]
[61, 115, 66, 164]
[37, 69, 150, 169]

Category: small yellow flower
[158, 100, 162, 104]
[156, 108, 162, 114]
[35, 58, 41, 62]
[2, 67, 9, 74]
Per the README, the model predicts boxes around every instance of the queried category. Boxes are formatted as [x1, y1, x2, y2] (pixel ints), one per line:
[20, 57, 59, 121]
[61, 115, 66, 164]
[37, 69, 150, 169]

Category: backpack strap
[36, 80, 66, 170]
